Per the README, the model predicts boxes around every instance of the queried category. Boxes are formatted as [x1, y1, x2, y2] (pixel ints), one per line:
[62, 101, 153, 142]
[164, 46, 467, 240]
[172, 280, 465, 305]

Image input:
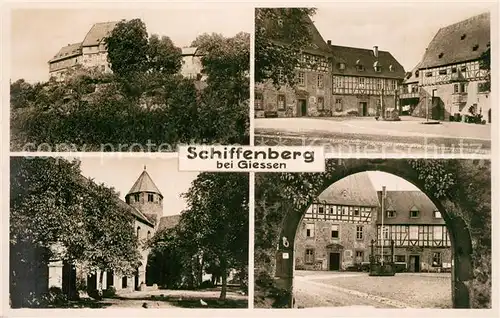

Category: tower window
[136, 226, 141, 238]
[134, 194, 140, 202]
[148, 194, 154, 202]
[147, 231, 151, 240]
[472, 44, 479, 51]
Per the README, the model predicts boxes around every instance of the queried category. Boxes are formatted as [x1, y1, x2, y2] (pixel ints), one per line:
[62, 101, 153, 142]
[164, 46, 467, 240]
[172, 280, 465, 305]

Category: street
[255, 117, 490, 156]
[293, 270, 452, 309]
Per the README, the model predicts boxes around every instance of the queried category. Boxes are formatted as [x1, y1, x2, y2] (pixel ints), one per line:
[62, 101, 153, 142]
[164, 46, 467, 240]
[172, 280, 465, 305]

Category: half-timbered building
[255, 15, 333, 118]
[295, 173, 380, 271]
[375, 189, 452, 272]
[330, 45, 405, 117]
[399, 12, 491, 122]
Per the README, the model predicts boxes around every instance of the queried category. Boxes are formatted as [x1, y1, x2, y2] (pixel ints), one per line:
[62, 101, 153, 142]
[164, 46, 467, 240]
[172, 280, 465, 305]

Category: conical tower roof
[127, 166, 163, 198]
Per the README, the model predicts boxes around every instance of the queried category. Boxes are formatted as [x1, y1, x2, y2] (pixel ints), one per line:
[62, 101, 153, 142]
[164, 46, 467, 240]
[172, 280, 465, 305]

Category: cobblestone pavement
[255, 117, 490, 155]
[293, 271, 452, 309]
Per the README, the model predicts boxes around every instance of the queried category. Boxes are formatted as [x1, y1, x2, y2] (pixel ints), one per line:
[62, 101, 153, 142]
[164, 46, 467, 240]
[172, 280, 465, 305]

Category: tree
[148, 34, 182, 75]
[106, 19, 149, 77]
[479, 45, 490, 92]
[180, 173, 249, 300]
[255, 8, 317, 86]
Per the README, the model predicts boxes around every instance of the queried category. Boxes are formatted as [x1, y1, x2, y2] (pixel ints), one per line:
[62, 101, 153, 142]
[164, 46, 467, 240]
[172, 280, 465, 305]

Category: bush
[26, 287, 69, 308]
[347, 110, 359, 116]
[255, 271, 292, 308]
[102, 286, 116, 298]
[198, 279, 215, 289]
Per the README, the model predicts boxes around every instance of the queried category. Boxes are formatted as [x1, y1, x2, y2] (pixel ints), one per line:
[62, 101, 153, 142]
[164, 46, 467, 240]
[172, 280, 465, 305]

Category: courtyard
[255, 116, 491, 156]
[293, 270, 452, 309]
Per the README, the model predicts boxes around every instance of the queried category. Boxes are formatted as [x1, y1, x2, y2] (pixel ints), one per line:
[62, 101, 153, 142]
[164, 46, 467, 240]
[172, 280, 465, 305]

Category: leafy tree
[479, 45, 490, 92]
[147, 34, 182, 75]
[180, 173, 249, 300]
[106, 19, 149, 77]
[255, 8, 317, 86]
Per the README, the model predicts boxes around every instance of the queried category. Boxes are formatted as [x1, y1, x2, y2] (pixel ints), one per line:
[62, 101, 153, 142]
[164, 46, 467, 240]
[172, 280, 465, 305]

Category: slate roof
[377, 191, 445, 225]
[157, 214, 181, 232]
[419, 12, 490, 69]
[82, 21, 119, 47]
[330, 45, 406, 79]
[127, 168, 163, 197]
[317, 173, 380, 207]
[49, 42, 82, 63]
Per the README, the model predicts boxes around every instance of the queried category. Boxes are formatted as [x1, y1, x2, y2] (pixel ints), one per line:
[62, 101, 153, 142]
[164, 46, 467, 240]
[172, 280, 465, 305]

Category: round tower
[125, 166, 163, 226]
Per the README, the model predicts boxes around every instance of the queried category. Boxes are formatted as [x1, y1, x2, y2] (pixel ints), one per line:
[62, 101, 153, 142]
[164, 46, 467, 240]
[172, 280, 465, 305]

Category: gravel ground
[294, 271, 452, 309]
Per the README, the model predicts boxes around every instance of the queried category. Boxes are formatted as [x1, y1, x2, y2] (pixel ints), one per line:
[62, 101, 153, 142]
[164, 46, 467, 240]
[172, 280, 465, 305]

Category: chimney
[373, 46, 379, 58]
[327, 40, 332, 45]
[381, 186, 386, 216]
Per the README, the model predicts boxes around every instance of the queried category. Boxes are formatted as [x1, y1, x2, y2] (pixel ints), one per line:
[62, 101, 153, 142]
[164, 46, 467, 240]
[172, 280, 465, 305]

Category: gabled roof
[330, 45, 406, 79]
[49, 42, 82, 63]
[377, 191, 445, 225]
[82, 21, 119, 47]
[403, 62, 422, 84]
[317, 173, 380, 207]
[419, 12, 490, 69]
[127, 168, 163, 197]
[116, 197, 154, 227]
[157, 214, 181, 232]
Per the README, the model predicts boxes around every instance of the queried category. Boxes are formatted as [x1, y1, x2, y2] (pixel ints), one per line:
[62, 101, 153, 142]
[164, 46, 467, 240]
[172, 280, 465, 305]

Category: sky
[312, 2, 494, 71]
[366, 171, 418, 191]
[78, 156, 199, 217]
[9, 5, 253, 83]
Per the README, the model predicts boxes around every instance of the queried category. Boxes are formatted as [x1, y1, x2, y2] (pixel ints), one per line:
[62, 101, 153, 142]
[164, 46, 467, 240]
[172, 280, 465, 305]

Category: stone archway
[268, 159, 487, 308]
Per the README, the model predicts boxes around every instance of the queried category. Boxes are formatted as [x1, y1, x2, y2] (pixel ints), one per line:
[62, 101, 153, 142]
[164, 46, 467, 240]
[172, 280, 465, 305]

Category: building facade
[181, 47, 204, 80]
[400, 12, 491, 122]
[47, 167, 180, 296]
[295, 173, 380, 271]
[48, 22, 118, 81]
[330, 45, 405, 117]
[375, 190, 452, 272]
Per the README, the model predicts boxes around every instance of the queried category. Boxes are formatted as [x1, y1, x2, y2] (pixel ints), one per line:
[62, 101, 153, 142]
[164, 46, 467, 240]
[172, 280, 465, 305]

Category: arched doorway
[261, 159, 489, 308]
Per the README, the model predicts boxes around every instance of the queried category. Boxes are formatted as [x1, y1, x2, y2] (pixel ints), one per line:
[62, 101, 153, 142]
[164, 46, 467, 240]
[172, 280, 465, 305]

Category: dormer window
[387, 210, 396, 218]
[338, 62, 346, 70]
[389, 65, 394, 72]
[373, 61, 381, 72]
[148, 193, 154, 202]
[461, 34, 466, 40]
[410, 206, 420, 218]
[356, 59, 364, 71]
[415, 70, 419, 78]
[438, 52, 444, 58]
[473, 44, 479, 51]
[134, 193, 140, 202]
[433, 210, 442, 218]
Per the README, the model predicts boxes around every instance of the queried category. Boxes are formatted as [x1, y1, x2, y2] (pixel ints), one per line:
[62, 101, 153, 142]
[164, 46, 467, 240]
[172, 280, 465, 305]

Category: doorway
[329, 253, 341, 271]
[62, 261, 76, 298]
[409, 255, 421, 272]
[298, 99, 307, 117]
[106, 270, 114, 288]
[122, 276, 128, 289]
[360, 102, 368, 116]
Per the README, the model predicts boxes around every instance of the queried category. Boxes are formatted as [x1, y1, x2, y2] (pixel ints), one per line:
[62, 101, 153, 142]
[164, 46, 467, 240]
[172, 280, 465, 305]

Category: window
[356, 65, 365, 71]
[409, 226, 419, 240]
[298, 71, 305, 86]
[356, 226, 363, 240]
[389, 65, 394, 72]
[134, 194, 140, 202]
[461, 34, 467, 40]
[306, 223, 315, 238]
[454, 84, 459, 93]
[318, 206, 324, 214]
[147, 231, 151, 240]
[460, 65, 467, 72]
[472, 44, 479, 51]
[305, 249, 315, 264]
[433, 210, 442, 218]
[277, 95, 286, 110]
[136, 226, 141, 238]
[148, 194, 154, 202]
[451, 67, 457, 73]
[354, 208, 360, 216]
[317, 74, 324, 88]
[317, 97, 324, 110]
[374, 66, 381, 72]
[438, 53, 444, 59]
[331, 225, 339, 239]
[335, 98, 343, 112]
[460, 83, 467, 93]
[387, 210, 396, 218]
[359, 77, 365, 85]
[277, 69, 284, 84]
[254, 93, 263, 110]
[355, 251, 364, 259]
[410, 207, 420, 218]
[338, 63, 345, 70]
[432, 252, 442, 267]
[415, 70, 419, 78]
[426, 71, 432, 77]
[439, 69, 447, 75]
[395, 255, 405, 262]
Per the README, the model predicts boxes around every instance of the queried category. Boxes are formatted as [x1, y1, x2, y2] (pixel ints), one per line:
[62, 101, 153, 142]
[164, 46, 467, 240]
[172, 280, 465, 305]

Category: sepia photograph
[254, 5, 492, 156]
[254, 158, 491, 309]
[9, 6, 251, 152]
[9, 156, 249, 308]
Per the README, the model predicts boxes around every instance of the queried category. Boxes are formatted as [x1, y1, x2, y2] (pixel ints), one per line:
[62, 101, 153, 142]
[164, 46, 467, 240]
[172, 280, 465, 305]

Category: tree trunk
[98, 270, 104, 294]
[219, 258, 227, 301]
